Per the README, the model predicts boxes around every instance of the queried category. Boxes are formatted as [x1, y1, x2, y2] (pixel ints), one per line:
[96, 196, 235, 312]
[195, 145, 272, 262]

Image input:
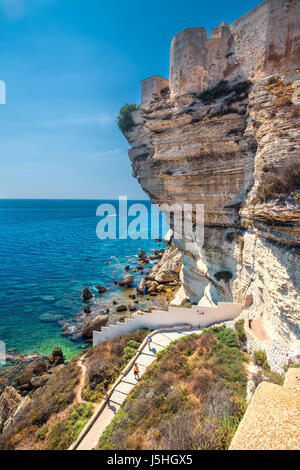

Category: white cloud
[94, 149, 123, 158]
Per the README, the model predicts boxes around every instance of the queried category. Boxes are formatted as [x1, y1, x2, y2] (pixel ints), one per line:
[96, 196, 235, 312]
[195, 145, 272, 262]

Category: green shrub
[254, 350, 269, 369]
[37, 425, 48, 440]
[199, 80, 231, 104]
[207, 324, 239, 349]
[198, 80, 251, 105]
[98, 327, 248, 450]
[46, 403, 93, 450]
[235, 319, 246, 346]
[0, 361, 80, 449]
[123, 346, 137, 363]
[88, 357, 108, 390]
[82, 328, 150, 403]
[231, 80, 252, 95]
[241, 220, 254, 229]
[117, 103, 138, 133]
[127, 340, 140, 350]
[182, 301, 192, 308]
[256, 156, 300, 203]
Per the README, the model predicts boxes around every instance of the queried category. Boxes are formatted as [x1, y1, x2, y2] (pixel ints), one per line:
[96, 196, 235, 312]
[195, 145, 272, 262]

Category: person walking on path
[103, 379, 109, 400]
[134, 363, 140, 380]
[147, 335, 152, 351]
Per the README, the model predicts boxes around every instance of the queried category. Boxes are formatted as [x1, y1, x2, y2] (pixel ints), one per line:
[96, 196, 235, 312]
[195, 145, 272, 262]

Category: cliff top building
[141, 75, 169, 108]
[141, 0, 300, 100]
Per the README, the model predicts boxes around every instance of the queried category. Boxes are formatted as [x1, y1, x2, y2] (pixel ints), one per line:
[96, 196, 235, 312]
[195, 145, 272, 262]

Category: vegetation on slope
[256, 156, 300, 203]
[198, 79, 252, 105]
[98, 325, 248, 450]
[82, 328, 150, 402]
[45, 403, 93, 450]
[0, 329, 149, 450]
[0, 360, 80, 449]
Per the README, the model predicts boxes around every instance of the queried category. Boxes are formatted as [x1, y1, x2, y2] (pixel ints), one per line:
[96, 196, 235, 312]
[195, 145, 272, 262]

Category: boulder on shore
[138, 249, 150, 265]
[137, 278, 145, 295]
[147, 281, 159, 293]
[82, 315, 109, 341]
[50, 347, 64, 367]
[82, 288, 93, 301]
[129, 304, 137, 312]
[118, 274, 134, 287]
[17, 360, 49, 388]
[116, 305, 128, 312]
[30, 374, 50, 389]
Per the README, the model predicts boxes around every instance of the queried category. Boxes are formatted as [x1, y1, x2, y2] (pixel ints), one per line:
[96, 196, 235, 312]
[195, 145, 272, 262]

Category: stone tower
[169, 0, 300, 98]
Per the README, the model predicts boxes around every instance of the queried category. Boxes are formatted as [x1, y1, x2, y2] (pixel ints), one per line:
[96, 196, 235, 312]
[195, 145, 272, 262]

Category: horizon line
[0, 197, 151, 201]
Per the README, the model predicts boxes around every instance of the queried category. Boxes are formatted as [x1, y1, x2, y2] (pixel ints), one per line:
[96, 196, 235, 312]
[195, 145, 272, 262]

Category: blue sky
[0, 0, 262, 199]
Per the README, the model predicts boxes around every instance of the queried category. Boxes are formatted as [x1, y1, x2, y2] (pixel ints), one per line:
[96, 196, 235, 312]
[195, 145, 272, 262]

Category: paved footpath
[75, 328, 202, 450]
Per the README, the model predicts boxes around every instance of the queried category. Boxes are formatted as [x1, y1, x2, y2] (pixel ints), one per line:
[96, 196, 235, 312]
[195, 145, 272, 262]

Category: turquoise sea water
[0, 199, 164, 361]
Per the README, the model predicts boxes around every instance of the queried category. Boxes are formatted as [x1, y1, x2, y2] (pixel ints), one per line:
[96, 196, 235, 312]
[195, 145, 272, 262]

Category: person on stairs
[134, 363, 140, 380]
[147, 334, 152, 351]
[103, 379, 109, 401]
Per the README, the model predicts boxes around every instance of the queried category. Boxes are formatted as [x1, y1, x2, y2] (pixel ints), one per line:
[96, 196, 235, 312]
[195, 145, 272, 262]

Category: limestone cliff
[122, 0, 300, 345]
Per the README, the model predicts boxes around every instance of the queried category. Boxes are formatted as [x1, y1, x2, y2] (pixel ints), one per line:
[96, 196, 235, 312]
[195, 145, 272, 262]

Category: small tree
[117, 103, 138, 133]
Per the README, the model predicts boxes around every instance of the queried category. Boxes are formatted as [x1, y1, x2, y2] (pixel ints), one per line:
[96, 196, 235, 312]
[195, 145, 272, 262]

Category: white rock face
[122, 1, 300, 345]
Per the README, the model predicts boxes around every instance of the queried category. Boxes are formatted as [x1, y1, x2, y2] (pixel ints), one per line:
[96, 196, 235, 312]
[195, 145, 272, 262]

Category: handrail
[69, 324, 192, 450]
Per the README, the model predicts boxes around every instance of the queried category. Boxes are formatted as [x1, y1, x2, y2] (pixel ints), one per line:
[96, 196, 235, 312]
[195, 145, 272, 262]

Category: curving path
[75, 357, 88, 404]
[70, 327, 202, 450]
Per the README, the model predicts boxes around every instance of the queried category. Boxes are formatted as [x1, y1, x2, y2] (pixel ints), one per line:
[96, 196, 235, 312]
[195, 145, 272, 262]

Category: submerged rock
[82, 288, 93, 301]
[138, 249, 150, 265]
[96, 285, 108, 294]
[39, 313, 62, 323]
[84, 305, 91, 314]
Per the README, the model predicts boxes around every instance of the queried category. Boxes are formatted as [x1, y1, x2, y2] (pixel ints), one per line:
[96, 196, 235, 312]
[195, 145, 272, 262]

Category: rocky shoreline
[58, 242, 182, 342]
[0, 240, 182, 384]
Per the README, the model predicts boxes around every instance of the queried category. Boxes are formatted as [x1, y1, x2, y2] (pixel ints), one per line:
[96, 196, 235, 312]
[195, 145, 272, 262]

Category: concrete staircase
[93, 302, 242, 346]
[71, 326, 201, 450]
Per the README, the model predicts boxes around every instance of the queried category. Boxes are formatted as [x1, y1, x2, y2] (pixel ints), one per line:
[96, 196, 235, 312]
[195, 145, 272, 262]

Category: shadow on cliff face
[254, 236, 300, 341]
[179, 227, 243, 306]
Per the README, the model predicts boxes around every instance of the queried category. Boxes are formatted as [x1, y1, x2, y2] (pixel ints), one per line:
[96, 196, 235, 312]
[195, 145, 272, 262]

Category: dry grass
[0, 360, 80, 449]
[82, 328, 150, 402]
[98, 326, 248, 450]
[256, 155, 300, 203]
